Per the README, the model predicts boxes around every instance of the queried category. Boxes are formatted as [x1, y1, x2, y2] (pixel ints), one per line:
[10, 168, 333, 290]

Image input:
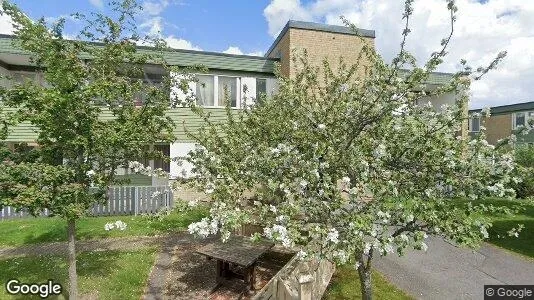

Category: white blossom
[327, 228, 339, 244]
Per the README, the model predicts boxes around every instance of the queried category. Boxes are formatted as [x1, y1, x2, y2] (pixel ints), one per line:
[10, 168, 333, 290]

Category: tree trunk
[357, 250, 373, 300]
[357, 263, 372, 300]
[67, 219, 78, 300]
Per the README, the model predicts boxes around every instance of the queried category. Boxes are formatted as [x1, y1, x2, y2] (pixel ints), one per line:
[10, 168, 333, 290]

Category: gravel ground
[163, 240, 294, 300]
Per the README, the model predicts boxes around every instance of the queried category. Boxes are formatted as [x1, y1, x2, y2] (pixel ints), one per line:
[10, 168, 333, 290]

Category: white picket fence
[0, 186, 174, 220]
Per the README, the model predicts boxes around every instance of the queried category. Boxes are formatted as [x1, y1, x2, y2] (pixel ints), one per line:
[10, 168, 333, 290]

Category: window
[512, 111, 534, 129]
[469, 117, 480, 132]
[195, 75, 214, 106]
[133, 72, 165, 106]
[256, 78, 267, 102]
[153, 144, 170, 173]
[515, 112, 526, 129]
[218, 76, 238, 108]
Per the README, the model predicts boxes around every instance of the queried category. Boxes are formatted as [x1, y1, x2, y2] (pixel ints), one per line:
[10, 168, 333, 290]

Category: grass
[0, 206, 208, 247]
[323, 266, 413, 300]
[478, 198, 534, 259]
[0, 248, 157, 300]
[452, 197, 534, 259]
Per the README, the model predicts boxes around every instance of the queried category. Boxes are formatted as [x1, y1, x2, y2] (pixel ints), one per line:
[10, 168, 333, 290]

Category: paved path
[375, 237, 534, 300]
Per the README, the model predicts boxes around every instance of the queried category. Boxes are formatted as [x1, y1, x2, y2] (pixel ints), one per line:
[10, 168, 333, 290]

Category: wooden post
[298, 274, 314, 300]
[216, 260, 224, 284]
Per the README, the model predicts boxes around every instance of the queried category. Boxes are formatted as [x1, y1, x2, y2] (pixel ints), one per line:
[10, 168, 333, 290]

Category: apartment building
[469, 101, 534, 145]
[0, 20, 457, 185]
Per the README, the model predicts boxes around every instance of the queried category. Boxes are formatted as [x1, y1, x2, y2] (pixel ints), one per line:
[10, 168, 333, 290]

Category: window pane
[154, 144, 170, 173]
[471, 118, 480, 132]
[256, 78, 267, 101]
[218, 76, 237, 108]
[516, 112, 525, 128]
[134, 72, 166, 106]
[195, 75, 214, 106]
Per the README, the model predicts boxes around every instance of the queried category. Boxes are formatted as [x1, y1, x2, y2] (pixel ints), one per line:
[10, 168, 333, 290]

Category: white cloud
[142, 0, 170, 16]
[88, 0, 104, 9]
[165, 36, 202, 51]
[263, 0, 534, 108]
[0, 11, 15, 34]
[140, 16, 164, 36]
[263, 0, 312, 37]
[222, 46, 264, 56]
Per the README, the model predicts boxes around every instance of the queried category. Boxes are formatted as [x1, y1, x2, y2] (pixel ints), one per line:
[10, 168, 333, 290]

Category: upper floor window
[468, 116, 480, 132]
[218, 76, 237, 108]
[196, 75, 215, 106]
[190, 74, 277, 108]
[133, 72, 166, 106]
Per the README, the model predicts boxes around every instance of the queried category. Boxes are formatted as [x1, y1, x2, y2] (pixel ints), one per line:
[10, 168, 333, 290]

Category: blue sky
[11, 0, 280, 55]
[3, 0, 534, 108]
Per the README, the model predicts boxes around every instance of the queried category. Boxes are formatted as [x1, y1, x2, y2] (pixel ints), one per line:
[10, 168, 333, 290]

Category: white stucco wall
[417, 92, 456, 111]
[169, 142, 196, 179]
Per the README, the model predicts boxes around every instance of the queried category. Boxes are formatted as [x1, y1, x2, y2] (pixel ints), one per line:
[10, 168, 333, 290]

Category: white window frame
[217, 75, 241, 109]
[468, 117, 480, 133]
[512, 111, 534, 130]
[193, 74, 242, 109]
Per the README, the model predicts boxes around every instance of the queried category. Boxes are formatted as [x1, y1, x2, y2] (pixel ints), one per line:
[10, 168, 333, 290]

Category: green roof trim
[469, 101, 534, 116]
[0, 34, 278, 74]
[398, 69, 454, 86]
[266, 20, 375, 57]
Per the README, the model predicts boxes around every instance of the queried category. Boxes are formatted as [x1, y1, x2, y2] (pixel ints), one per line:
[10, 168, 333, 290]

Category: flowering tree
[0, 1, 192, 298]
[184, 1, 518, 299]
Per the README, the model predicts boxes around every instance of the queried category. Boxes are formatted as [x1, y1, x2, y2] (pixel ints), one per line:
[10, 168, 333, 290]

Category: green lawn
[0, 249, 157, 300]
[323, 266, 413, 300]
[452, 197, 534, 259]
[0, 207, 207, 247]
[480, 198, 534, 259]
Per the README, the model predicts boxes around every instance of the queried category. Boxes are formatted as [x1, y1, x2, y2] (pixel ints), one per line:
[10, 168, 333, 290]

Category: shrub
[513, 145, 534, 199]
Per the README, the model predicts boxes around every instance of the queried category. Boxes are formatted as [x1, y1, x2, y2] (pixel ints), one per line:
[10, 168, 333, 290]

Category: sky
[1, 0, 533, 109]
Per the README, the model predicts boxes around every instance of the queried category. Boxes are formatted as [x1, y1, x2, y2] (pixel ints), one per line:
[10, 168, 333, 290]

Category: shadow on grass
[22, 224, 66, 246]
[8, 207, 208, 246]
[324, 266, 413, 300]
[0, 249, 157, 300]
[0, 250, 122, 299]
[488, 219, 534, 258]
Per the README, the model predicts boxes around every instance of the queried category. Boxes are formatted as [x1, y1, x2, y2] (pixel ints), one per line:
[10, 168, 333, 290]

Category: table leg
[244, 263, 256, 291]
[223, 261, 230, 278]
[216, 260, 223, 284]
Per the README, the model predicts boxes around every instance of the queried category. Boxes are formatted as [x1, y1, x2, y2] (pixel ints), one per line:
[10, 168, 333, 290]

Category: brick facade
[268, 27, 375, 79]
[482, 114, 512, 145]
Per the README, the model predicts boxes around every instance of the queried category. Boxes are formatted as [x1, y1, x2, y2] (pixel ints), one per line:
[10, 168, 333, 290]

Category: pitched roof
[469, 101, 534, 115]
[0, 34, 278, 75]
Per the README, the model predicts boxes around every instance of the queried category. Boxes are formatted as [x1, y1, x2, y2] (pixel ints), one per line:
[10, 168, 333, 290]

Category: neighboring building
[0, 20, 457, 185]
[469, 101, 534, 145]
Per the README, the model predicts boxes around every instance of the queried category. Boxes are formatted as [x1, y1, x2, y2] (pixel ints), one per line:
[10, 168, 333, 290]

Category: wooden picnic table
[196, 235, 274, 292]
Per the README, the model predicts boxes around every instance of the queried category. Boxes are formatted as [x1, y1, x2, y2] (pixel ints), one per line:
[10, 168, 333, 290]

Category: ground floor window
[153, 144, 170, 172]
